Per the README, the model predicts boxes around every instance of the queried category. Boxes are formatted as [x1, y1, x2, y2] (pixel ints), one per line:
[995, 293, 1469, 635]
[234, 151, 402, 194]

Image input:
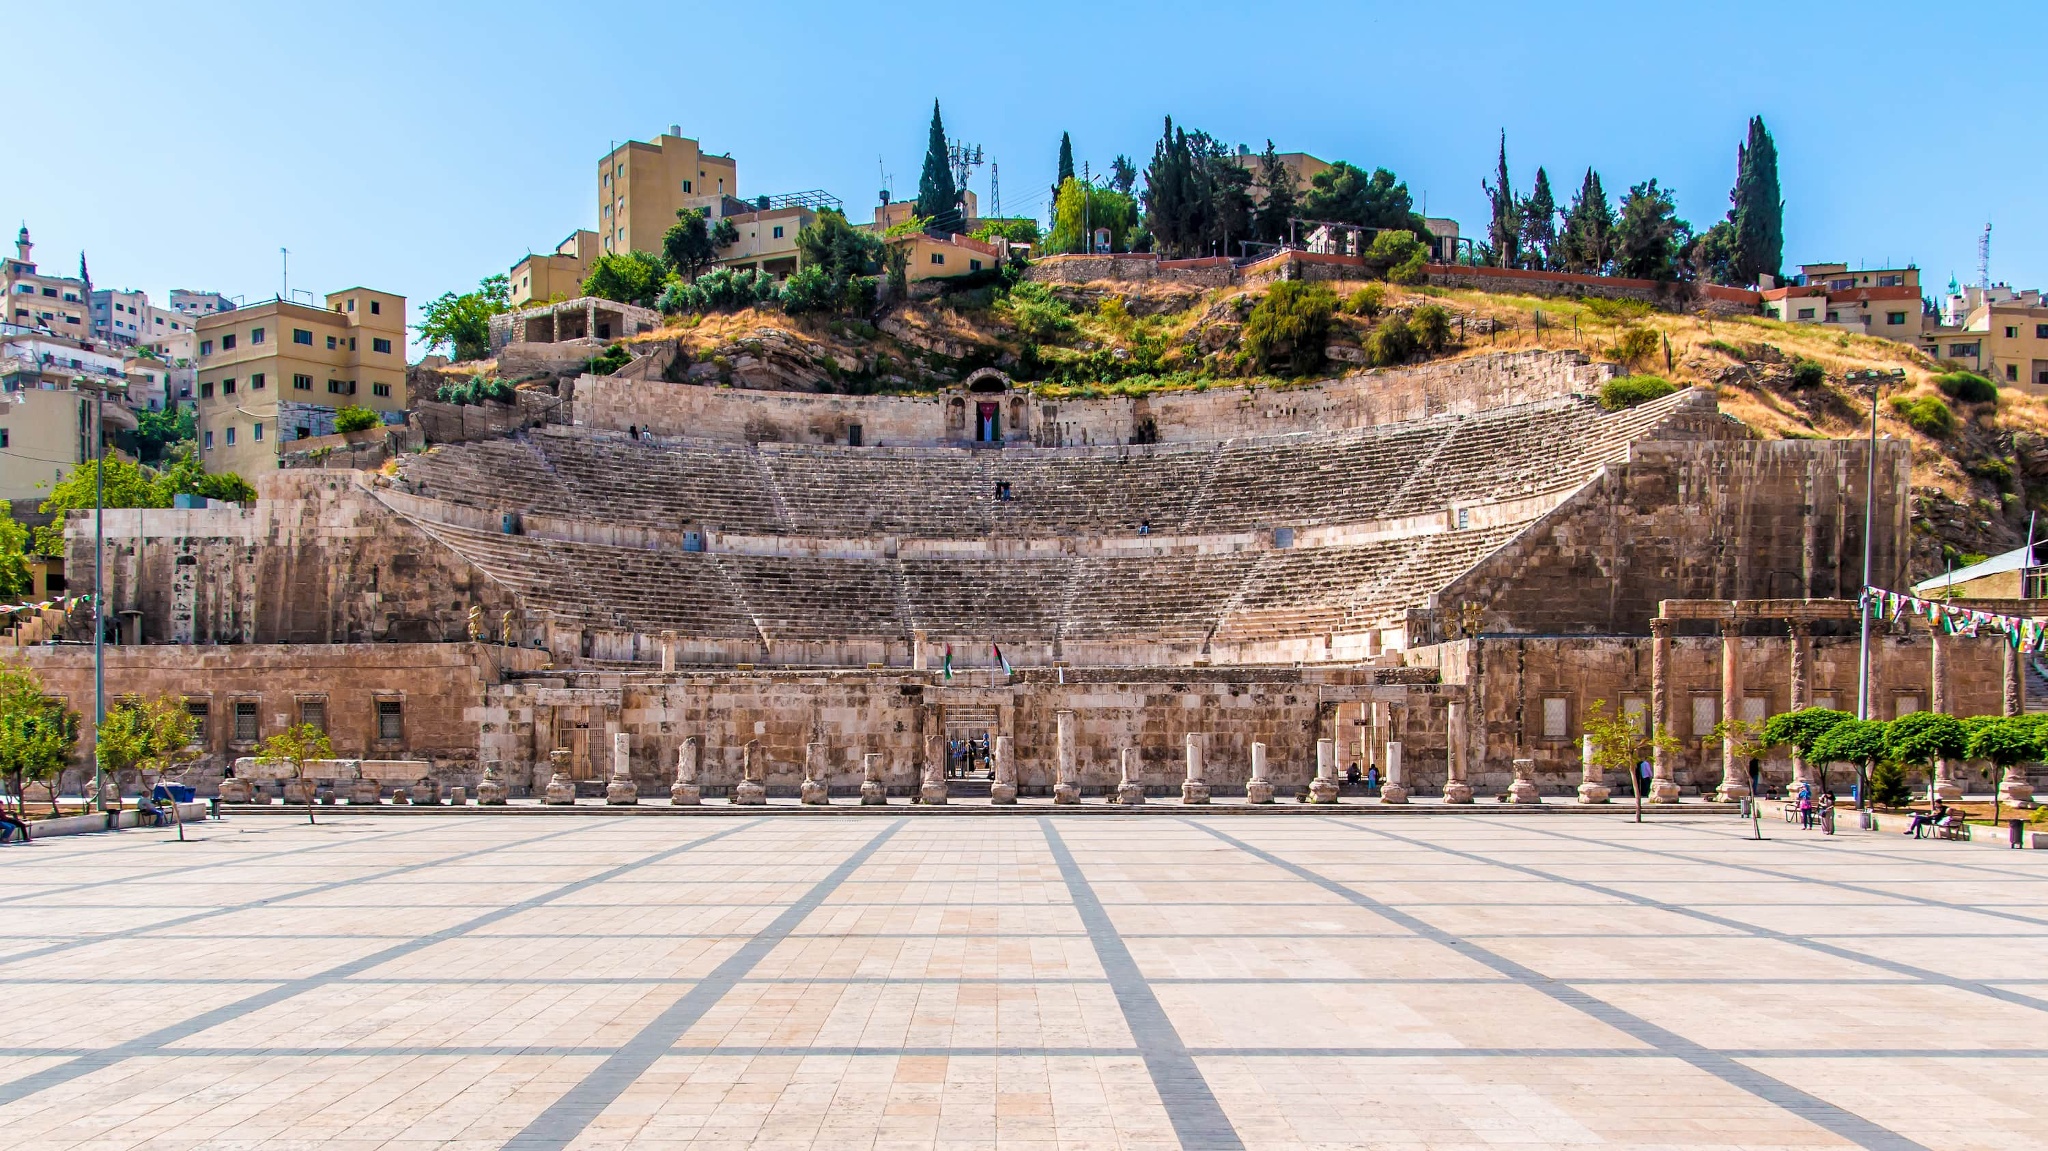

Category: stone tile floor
[2, 812, 2044, 1149]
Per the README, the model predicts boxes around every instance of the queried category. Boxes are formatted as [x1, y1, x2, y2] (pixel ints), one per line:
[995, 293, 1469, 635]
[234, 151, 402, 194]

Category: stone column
[1181, 733, 1210, 804]
[1442, 701, 1473, 804]
[1310, 738, 1339, 804]
[606, 732, 638, 805]
[1785, 620, 1813, 799]
[1117, 747, 1146, 805]
[1381, 741, 1407, 804]
[912, 629, 929, 672]
[477, 756, 508, 806]
[802, 741, 830, 805]
[543, 747, 576, 805]
[660, 630, 677, 673]
[1053, 710, 1080, 804]
[1246, 741, 1274, 804]
[1649, 617, 1678, 802]
[733, 740, 766, 805]
[2005, 643, 2024, 717]
[920, 733, 949, 805]
[860, 752, 888, 805]
[990, 735, 1016, 804]
[1509, 757, 1539, 804]
[1577, 734, 1610, 803]
[1717, 619, 1749, 801]
[671, 736, 701, 805]
[349, 760, 379, 806]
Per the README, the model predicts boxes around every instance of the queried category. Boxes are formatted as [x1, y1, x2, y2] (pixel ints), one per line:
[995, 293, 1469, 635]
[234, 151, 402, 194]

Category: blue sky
[12, 1, 2043, 350]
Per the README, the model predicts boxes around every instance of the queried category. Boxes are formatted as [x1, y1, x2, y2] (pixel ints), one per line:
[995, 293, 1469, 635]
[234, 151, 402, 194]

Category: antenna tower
[990, 163, 1000, 221]
[1978, 223, 1992, 289]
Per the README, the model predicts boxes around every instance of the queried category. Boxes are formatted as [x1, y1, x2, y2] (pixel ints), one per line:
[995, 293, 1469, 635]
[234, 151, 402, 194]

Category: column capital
[1719, 617, 1743, 638]
[1649, 617, 1674, 638]
[1788, 618, 1813, 638]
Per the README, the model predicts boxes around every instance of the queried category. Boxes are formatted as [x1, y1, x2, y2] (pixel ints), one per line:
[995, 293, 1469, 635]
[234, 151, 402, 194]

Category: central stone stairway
[948, 777, 993, 799]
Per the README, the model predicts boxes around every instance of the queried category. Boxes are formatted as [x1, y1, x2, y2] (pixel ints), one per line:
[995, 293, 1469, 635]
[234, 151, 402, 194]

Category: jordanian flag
[942, 644, 954, 680]
[993, 643, 1013, 675]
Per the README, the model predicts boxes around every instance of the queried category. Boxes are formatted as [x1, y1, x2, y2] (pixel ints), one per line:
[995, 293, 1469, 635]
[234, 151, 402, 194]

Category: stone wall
[573, 349, 1612, 448]
[18, 641, 545, 796]
[413, 390, 567, 445]
[1023, 253, 1236, 289]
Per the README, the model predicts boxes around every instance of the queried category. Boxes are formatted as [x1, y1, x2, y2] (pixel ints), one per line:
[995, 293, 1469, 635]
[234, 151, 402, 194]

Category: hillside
[461, 276, 2035, 582]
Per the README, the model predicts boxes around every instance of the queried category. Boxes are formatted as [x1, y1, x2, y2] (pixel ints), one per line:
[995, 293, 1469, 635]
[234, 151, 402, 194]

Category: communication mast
[1978, 222, 1992, 289]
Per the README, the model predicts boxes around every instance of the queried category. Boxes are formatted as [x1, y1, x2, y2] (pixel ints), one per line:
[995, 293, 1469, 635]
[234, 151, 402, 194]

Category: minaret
[14, 226, 31, 266]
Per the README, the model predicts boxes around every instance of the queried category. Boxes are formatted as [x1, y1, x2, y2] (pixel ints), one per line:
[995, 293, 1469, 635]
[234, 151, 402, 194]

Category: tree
[1053, 131, 1075, 210]
[1240, 281, 1336, 375]
[1812, 718, 1890, 805]
[134, 404, 196, 465]
[96, 694, 198, 796]
[1582, 699, 1681, 822]
[916, 99, 960, 231]
[1729, 115, 1783, 285]
[0, 661, 76, 819]
[1109, 154, 1137, 197]
[581, 252, 668, 309]
[1140, 119, 1256, 259]
[1519, 167, 1558, 271]
[1252, 140, 1297, 245]
[156, 451, 257, 504]
[796, 209, 884, 282]
[1480, 132, 1520, 269]
[255, 721, 332, 825]
[1613, 179, 1690, 281]
[415, 273, 510, 362]
[1967, 716, 2040, 822]
[1300, 161, 1428, 236]
[1690, 220, 1741, 286]
[1885, 711, 1969, 802]
[1764, 707, 1855, 764]
[1048, 178, 1139, 255]
[32, 458, 164, 556]
[1558, 168, 1614, 274]
[0, 504, 30, 600]
[333, 405, 380, 434]
[662, 208, 737, 281]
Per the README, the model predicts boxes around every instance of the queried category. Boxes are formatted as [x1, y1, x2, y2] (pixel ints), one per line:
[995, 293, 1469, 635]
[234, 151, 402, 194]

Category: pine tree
[1142, 117, 1189, 257]
[1613, 179, 1689, 281]
[1729, 115, 1783, 285]
[1253, 140, 1296, 245]
[1519, 167, 1557, 271]
[1109, 154, 1136, 197]
[915, 99, 958, 231]
[1480, 131, 1520, 269]
[1559, 168, 1614, 274]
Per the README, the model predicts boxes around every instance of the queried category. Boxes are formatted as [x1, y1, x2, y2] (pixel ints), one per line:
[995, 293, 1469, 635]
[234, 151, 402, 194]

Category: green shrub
[999, 280, 1075, 341]
[1582, 296, 1656, 321]
[585, 344, 632, 377]
[1610, 327, 1661, 369]
[1344, 284, 1387, 317]
[1598, 374, 1678, 411]
[1967, 457, 2014, 488]
[778, 267, 837, 315]
[332, 405, 380, 434]
[1867, 759, 1913, 808]
[657, 267, 779, 314]
[1933, 370, 1998, 404]
[1703, 339, 1745, 359]
[1364, 315, 1417, 367]
[1408, 304, 1453, 355]
[1789, 357, 1827, 388]
[1241, 281, 1337, 375]
[1889, 394, 1954, 437]
[434, 376, 516, 406]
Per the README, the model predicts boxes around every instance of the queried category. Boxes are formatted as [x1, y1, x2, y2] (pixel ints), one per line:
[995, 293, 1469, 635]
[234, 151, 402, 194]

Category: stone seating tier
[397, 390, 1704, 542]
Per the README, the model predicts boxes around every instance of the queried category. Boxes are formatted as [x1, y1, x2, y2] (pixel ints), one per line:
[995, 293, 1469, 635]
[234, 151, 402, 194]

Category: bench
[1933, 813, 1972, 841]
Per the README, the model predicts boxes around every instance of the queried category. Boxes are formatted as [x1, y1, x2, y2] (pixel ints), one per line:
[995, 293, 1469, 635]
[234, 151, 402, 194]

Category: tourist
[0, 807, 26, 844]
[1347, 762, 1361, 787]
[1748, 758, 1763, 800]
[1637, 759, 1652, 796]
[1796, 780, 1815, 829]
[1366, 766, 1380, 795]
[1905, 798, 1948, 839]
[1138, 519, 1150, 535]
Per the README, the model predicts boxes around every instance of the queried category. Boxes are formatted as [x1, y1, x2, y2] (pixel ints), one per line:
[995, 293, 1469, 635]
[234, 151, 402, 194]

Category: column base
[1442, 781, 1474, 804]
[606, 781, 639, 806]
[801, 779, 830, 805]
[477, 782, 508, 806]
[860, 781, 890, 805]
[1181, 781, 1211, 805]
[543, 774, 576, 805]
[919, 782, 949, 805]
[1380, 784, 1409, 805]
[1245, 779, 1274, 804]
[1053, 783, 1080, 805]
[989, 782, 1017, 805]
[1577, 782, 1611, 804]
[1508, 780, 1540, 804]
[669, 783, 701, 806]
[1309, 778, 1340, 804]
[284, 779, 313, 805]
[1934, 781, 1964, 803]
[732, 781, 767, 806]
[1649, 779, 1681, 803]
[2000, 781, 2036, 808]
[447, 787, 467, 806]
[350, 780, 380, 805]
[218, 779, 254, 804]
[413, 781, 442, 806]
[1116, 782, 1146, 805]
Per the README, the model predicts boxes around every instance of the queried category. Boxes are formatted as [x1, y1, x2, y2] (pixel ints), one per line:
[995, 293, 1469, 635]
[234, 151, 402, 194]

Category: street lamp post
[76, 377, 128, 813]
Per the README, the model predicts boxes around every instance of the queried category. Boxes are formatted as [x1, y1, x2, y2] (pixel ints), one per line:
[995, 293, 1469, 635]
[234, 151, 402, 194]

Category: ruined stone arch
[964, 368, 1012, 393]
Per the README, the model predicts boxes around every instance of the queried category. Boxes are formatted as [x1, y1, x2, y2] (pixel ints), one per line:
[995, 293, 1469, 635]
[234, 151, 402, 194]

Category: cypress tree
[1053, 131, 1075, 206]
[1481, 131, 1520, 268]
[915, 99, 958, 230]
[1519, 167, 1557, 271]
[1254, 139, 1297, 244]
[1730, 115, 1783, 284]
[1560, 168, 1613, 274]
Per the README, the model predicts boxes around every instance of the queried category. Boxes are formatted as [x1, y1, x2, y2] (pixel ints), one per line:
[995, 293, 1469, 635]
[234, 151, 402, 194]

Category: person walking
[1366, 765, 1380, 796]
[1796, 779, 1815, 830]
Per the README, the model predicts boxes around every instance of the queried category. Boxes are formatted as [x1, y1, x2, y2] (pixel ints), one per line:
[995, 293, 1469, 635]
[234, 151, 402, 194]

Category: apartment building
[2, 228, 90, 336]
[873, 191, 980, 234]
[1920, 286, 2048, 391]
[1759, 262, 1927, 345]
[597, 128, 736, 256]
[170, 289, 235, 318]
[91, 287, 203, 359]
[509, 230, 600, 307]
[0, 328, 137, 500]
[193, 288, 406, 476]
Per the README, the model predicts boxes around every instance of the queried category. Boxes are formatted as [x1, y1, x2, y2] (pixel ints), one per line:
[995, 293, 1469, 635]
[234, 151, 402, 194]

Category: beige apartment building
[193, 289, 406, 476]
[0, 332, 137, 501]
[873, 191, 980, 234]
[598, 128, 735, 256]
[1760, 263, 1927, 346]
[1921, 288, 2048, 392]
[2, 228, 90, 337]
[510, 230, 600, 307]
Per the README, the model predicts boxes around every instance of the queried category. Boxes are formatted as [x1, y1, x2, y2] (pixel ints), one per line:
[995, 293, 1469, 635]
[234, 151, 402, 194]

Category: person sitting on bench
[1905, 799, 1949, 839]
[0, 808, 27, 844]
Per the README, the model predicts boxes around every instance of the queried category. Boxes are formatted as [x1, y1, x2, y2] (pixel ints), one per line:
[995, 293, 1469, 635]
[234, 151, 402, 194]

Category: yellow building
[872, 191, 979, 234]
[1920, 288, 2048, 392]
[2, 228, 90, 336]
[193, 289, 407, 477]
[0, 332, 137, 501]
[713, 207, 816, 278]
[510, 230, 600, 307]
[598, 128, 736, 257]
[888, 232, 1004, 283]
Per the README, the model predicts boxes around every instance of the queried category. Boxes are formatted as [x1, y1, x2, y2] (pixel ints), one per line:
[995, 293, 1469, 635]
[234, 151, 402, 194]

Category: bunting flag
[1866, 586, 2048, 653]
[992, 643, 1013, 676]
[2, 594, 90, 616]
[942, 644, 954, 681]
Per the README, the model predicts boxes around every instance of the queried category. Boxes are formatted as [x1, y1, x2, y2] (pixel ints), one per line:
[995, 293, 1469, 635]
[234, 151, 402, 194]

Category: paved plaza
[2, 813, 2045, 1150]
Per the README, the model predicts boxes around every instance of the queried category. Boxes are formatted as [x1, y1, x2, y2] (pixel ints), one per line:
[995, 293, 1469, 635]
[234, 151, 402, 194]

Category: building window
[1691, 696, 1718, 740]
[370, 301, 380, 316]
[221, 333, 235, 350]
[185, 700, 208, 742]
[771, 225, 783, 239]
[1887, 312, 1906, 325]
[349, 337, 356, 351]
[1895, 695, 1922, 718]
[232, 701, 258, 743]
[2036, 324, 2048, 339]
[1878, 274, 1904, 287]
[225, 426, 236, 446]
[328, 379, 343, 393]
[298, 698, 326, 732]
[376, 699, 403, 741]
[1951, 343, 1980, 358]
[0, 430, 8, 448]
[1621, 697, 1648, 734]
[199, 381, 214, 398]
[682, 179, 692, 193]
[251, 327, 265, 344]
[970, 259, 983, 271]
[293, 328, 312, 345]
[250, 373, 264, 390]
[1796, 308, 1815, 320]
[203, 430, 212, 449]
[327, 335, 337, 350]
[200, 339, 213, 356]
[1825, 311, 1839, 322]
[2007, 326, 2020, 339]
[372, 337, 391, 354]
[371, 382, 391, 397]
[2009, 364, 2020, 382]
[930, 253, 945, 265]
[1541, 696, 1569, 740]
[294, 373, 312, 390]
[253, 422, 263, 441]
[222, 378, 236, 395]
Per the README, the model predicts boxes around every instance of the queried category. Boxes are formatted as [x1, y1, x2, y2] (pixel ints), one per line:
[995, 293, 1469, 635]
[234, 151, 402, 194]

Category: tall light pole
[78, 377, 127, 812]
[1855, 370, 1876, 729]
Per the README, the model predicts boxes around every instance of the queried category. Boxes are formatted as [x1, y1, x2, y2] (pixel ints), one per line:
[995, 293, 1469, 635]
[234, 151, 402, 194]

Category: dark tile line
[1, 1043, 2038, 1061]
[0, 819, 768, 1108]
[1042, 819, 1245, 1151]
[1343, 819, 2048, 1016]
[1193, 821, 1930, 1151]
[10, 974, 1970, 989]
[500, 820, 905, 1151]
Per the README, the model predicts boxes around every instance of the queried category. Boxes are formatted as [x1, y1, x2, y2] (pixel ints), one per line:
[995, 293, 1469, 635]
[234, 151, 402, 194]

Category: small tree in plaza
[0, 662, 77, 819]
[255, 722, 332, 826]
[1763, 706, 1855, 790]
[97, 695, 200, 795]
[1884, 711, 1969, 804]
[1810, 718, 1891, 808]
[1582, 698, 1680, 822]
[1967, 716, 2041, 823]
